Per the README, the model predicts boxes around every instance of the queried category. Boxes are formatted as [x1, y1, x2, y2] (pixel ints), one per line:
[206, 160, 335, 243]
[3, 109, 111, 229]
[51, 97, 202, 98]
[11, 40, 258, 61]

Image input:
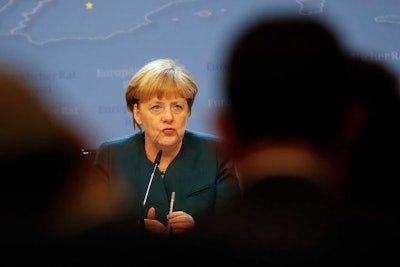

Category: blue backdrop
[1, 0, 399, 149]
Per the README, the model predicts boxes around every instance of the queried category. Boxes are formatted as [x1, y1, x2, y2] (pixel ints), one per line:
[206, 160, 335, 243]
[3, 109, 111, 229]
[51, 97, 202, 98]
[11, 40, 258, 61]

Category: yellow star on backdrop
[86, 2, 93, 9]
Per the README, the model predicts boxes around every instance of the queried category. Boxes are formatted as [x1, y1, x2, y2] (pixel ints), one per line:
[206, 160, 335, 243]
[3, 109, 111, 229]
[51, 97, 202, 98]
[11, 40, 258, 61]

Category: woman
[94, 58, 241, 236]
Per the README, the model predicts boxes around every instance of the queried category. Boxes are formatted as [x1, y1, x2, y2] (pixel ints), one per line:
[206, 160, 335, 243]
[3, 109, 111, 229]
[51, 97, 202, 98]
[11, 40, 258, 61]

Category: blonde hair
[125, 58, 198, 130]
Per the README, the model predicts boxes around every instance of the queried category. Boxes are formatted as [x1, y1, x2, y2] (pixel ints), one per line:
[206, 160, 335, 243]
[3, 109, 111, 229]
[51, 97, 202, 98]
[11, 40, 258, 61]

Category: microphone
[142, 149, 163, 207]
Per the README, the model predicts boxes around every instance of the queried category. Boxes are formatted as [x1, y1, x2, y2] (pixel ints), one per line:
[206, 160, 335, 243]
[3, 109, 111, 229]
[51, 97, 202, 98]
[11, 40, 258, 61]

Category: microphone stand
[138, 150, 163, 227]
[143, 150, 162, 207]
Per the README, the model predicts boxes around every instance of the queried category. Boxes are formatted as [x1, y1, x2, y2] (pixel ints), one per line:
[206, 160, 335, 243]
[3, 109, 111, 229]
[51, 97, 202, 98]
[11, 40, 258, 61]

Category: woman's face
[133, 95, 189, 151]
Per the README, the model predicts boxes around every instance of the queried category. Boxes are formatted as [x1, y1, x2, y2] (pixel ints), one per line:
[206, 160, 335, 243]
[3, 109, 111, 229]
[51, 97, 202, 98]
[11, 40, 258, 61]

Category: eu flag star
[86, 2, 93, 9]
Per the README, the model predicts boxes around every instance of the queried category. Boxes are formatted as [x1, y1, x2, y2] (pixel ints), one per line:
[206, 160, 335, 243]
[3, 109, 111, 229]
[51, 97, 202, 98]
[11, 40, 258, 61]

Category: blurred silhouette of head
[223, 16, 359, 148]
[0, 67, 85, 238]
[220, 14, 400, 212]
[345, 57, 400, 212]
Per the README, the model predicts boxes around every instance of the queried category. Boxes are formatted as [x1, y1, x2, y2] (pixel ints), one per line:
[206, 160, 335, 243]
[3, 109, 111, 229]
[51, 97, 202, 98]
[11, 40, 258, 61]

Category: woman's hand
[166, 211, 196, 235]
[144, 207, 168, 236]
[144, 207, 196, 235]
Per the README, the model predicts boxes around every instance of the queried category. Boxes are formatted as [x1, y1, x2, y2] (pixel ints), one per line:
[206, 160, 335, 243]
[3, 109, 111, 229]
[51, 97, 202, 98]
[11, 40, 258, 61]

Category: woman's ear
[133, 104, 142, 125]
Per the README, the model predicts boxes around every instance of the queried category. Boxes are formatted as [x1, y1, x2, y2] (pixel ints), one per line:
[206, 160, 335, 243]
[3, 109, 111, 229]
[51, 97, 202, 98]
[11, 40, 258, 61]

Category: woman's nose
[161, 107, 173, 121]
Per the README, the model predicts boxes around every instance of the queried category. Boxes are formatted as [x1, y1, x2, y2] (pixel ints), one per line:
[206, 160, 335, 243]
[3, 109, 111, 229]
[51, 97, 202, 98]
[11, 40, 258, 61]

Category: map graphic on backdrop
[0, 0, 399, 148]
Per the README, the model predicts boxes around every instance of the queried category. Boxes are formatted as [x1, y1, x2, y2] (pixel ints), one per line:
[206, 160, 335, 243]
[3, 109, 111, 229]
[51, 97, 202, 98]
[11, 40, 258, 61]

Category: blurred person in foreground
[179, 15, 400, 267]
[93, 58, 241, 237]
[345, 57, 400, 218]
[0, 67, 126, 265]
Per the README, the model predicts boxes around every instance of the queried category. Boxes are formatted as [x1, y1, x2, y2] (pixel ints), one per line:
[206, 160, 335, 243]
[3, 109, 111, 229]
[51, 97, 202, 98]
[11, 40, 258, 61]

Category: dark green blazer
[94, 130, 241, 226]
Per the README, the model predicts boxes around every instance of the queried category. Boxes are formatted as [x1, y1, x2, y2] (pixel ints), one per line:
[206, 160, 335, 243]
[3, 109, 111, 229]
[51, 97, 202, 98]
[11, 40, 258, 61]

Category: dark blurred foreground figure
[345, 58, 400, 217]
[177, 15, 400, 267]
[0, 67, 127, 265]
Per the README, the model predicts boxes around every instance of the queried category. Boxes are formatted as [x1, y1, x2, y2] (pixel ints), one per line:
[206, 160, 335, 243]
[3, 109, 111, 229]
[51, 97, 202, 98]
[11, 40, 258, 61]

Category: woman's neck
[144, 142, 182, 173]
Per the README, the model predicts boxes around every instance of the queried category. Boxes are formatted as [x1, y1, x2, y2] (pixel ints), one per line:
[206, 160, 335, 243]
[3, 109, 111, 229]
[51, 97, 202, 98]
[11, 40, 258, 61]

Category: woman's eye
[173, 104, 183, 110]
[151, 105, 161, 111]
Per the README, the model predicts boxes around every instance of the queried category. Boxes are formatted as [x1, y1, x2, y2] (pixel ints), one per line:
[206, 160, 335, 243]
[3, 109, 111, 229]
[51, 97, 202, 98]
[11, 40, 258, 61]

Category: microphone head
[154, 150, 163, 165]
